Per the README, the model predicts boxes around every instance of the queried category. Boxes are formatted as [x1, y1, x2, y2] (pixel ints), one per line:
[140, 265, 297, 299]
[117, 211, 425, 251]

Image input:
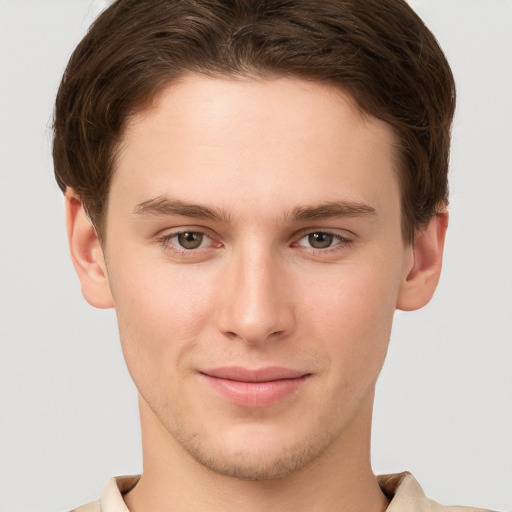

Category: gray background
[0, 1, 511, 510]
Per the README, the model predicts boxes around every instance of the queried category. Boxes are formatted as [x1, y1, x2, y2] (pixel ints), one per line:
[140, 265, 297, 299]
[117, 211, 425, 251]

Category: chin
[172, 420, 338, 481]
[184, 441, 323, 481]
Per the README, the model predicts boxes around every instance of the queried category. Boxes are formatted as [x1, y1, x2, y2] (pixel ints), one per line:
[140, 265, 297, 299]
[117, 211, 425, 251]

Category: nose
[215, 247, 295, 346]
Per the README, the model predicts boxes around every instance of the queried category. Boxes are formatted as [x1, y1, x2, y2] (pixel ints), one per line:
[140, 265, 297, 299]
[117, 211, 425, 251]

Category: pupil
[178, 232, 203, 249]
[309, 232, 333, 249]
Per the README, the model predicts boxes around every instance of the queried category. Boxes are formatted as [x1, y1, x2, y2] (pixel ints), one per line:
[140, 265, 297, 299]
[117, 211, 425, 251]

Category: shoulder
[68, 501, 100, 512]
[378, 472, 496, 512]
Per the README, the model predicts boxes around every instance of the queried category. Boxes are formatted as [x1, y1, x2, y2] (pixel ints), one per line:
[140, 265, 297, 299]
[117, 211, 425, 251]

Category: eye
[294, 231, 352, 251]
[175, 231, 206, 250]
[306, 232, 334, 249]
[159, 230, 220, 254]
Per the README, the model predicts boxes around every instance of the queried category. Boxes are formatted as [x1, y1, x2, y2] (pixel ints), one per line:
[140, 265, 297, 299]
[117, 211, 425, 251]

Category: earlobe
[65, 189, 114, 309]
[396, 212, 448, 311]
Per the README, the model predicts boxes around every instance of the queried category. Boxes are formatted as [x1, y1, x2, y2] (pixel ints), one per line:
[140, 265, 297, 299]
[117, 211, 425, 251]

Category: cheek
[108, 259, 217, 381]
[300, 258, 399, 324]
[297, 261, 400, 376]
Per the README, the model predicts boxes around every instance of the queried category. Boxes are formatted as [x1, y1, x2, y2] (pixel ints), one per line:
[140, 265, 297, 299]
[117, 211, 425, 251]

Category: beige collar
[94, 472, 492, 512]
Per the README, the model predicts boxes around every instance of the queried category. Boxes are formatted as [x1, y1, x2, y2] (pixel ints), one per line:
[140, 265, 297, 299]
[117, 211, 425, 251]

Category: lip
[199, 366, 311, 408]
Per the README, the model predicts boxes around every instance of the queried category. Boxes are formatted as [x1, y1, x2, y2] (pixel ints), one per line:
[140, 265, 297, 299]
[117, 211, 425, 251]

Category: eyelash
[157, 229, 353, 257]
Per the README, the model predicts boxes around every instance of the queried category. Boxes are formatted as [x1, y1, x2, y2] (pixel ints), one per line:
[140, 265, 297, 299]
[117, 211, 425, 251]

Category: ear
[396, 212, 448, 311]
[65, 189, 114, 309]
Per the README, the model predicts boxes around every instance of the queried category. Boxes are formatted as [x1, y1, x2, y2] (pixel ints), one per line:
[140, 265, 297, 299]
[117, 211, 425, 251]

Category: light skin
[66, 75, 447, 512]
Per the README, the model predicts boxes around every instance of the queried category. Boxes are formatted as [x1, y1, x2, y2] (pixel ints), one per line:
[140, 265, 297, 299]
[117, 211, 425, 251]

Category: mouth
[199, 367, 311, 408]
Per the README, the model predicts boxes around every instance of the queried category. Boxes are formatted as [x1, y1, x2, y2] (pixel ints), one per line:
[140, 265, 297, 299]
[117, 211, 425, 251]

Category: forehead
[113, 74, 399, 221]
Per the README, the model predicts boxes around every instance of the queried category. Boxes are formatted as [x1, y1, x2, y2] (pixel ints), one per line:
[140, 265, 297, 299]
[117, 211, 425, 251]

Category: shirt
[70, 472, 494, 512]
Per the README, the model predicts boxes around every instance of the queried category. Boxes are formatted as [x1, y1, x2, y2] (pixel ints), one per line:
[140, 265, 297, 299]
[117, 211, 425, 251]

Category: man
[52, 1, 493, 511]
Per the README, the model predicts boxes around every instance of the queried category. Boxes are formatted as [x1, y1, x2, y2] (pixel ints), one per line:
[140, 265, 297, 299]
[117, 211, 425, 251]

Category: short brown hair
[53, 0, 455, 243]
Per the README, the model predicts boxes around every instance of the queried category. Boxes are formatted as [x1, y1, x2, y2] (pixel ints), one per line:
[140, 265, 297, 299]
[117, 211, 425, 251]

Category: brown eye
[308, 232, 334, 249]
[177, 232, 204, 249]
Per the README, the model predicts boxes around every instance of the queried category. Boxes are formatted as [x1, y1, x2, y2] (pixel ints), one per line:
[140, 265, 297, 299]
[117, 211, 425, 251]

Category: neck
[124, 392, 388, 512]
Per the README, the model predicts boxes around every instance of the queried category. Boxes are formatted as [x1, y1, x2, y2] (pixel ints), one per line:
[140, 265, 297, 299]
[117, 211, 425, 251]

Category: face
[98, 75, 414, 479]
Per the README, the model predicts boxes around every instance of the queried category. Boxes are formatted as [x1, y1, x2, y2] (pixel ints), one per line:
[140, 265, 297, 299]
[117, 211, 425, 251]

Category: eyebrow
[133, 196, 232, 223]
[133, 196, 377, 223]
[290, 201, 377, 222]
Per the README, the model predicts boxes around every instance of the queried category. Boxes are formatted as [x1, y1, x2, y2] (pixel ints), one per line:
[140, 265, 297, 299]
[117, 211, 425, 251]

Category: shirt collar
[100, 475, 139, 512]
[100, 472, 472, 512]
[378, 472, 428, 511]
